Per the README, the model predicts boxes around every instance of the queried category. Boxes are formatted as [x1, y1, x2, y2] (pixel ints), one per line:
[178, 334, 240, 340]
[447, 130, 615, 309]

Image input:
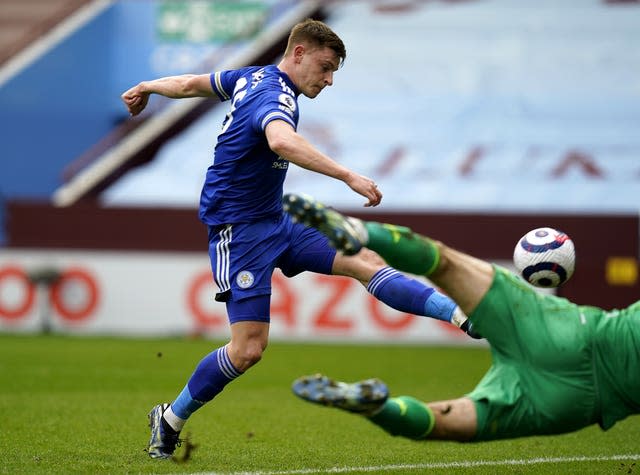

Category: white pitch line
[184, 454, 640, 475]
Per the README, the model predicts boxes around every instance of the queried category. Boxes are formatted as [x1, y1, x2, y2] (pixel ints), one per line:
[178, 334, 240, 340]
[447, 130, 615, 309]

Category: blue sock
[367, 267, 456, 323]
[171, 344, 242, 420]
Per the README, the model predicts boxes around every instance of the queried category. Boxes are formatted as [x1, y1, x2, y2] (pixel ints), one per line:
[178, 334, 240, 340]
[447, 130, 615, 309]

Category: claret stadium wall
[0, 0, 638, 341]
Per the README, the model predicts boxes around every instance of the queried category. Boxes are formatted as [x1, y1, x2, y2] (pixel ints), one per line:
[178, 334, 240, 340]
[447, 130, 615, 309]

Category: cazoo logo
[0, 265, 99, 322]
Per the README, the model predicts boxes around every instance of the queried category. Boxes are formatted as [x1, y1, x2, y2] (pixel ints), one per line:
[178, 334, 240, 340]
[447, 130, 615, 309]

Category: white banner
[0, 249, 484, 345]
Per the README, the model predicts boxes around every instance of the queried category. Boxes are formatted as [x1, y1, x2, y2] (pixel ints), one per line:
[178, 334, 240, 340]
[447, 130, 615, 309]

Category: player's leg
[148, 301, 269, 459]
[332, 250, 473, 334]
[148, 342, 243, 459]
[371, 396, 476, 441]
[343, 221, 493, 317]
[283, 196, 479, 335]
[425, 241, 493, 317]
[164, 320, 267, 428]
[283, 193, 492, 317]
[292, 374, 477, 441]
[282, 215, 475, 336]
[148, 221, 277, 459]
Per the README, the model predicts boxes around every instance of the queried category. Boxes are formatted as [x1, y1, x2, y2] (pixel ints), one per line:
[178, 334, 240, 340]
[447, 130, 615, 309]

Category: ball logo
[513, 227, 576, 288]
[236, 271, 255, 289]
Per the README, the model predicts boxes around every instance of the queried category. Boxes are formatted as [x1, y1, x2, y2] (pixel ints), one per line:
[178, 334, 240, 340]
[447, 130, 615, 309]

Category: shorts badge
[236, 271, 255, 289]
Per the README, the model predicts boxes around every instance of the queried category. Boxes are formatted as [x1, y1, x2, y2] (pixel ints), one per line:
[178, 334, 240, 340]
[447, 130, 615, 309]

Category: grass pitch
[0, 334, 638, 474]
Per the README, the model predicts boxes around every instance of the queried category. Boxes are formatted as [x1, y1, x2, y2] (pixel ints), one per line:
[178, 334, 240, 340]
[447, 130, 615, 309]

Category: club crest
[236, 271, 255, 289]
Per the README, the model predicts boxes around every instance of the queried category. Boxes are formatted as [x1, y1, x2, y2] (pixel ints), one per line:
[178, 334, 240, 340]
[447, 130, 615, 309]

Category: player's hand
[347, 174, 382, 207]
[121, 84, 150, 117]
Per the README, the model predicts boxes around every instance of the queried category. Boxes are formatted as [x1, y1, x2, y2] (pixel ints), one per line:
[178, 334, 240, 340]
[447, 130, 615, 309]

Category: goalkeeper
[284, 193, 640, 441]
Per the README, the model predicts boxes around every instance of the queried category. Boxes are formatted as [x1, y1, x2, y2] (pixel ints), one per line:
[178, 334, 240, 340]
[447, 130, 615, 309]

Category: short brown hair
[284, 19, 346, 66]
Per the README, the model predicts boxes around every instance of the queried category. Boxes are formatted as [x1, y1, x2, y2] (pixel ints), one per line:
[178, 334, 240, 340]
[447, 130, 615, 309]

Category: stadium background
[0, 0, 638, 341]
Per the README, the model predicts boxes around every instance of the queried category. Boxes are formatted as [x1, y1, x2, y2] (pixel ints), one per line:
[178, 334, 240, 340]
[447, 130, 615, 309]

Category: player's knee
[332, 248, 386, 281]
[235, 349, 263, 371]
[358, 248, 386, 266]
[429, 240, 449, 275]
[230, 340, 267, 371]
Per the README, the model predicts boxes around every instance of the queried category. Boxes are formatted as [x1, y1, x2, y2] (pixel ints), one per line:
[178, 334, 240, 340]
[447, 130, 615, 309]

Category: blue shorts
[207, 213, 336, 324]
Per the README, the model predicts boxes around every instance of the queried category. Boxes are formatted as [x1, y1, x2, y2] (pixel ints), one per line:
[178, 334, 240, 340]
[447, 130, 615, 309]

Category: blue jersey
[199, 65, 300, 225]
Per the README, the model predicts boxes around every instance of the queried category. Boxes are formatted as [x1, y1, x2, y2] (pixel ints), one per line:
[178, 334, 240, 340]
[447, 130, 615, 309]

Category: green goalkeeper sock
[364, 222, 440, 276]
[369, 396, 435, 440]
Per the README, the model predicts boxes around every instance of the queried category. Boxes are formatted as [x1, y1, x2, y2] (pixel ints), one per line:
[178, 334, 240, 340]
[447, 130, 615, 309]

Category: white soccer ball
[513, 227, 575, 288]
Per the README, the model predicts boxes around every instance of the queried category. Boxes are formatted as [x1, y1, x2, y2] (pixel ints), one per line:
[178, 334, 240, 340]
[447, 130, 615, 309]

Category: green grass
[0, 334, 638, 474]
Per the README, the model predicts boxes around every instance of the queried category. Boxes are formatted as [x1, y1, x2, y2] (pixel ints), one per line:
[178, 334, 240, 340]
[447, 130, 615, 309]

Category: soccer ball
[513, 227, 575, 288]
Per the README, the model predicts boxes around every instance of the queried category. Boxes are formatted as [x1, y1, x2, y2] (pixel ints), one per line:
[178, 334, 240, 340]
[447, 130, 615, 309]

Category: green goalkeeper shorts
[467, 266, 640, 441]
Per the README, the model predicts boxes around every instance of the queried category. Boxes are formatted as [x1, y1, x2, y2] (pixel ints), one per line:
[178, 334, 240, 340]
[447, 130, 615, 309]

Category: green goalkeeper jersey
[468, 266, 640, 441]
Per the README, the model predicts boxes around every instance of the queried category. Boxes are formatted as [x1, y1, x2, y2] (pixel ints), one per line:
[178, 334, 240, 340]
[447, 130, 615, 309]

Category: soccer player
[121, 20, 478, 459]
[285, 193, 640, 442]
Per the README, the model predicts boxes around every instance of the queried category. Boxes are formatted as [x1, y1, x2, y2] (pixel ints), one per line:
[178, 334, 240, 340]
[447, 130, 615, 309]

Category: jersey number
[220, 78, 248, 134]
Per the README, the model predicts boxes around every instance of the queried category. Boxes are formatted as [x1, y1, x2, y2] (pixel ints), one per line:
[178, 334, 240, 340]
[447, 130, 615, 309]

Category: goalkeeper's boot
[292, 374, 388, 415]
[147, 403, 182, 459]
[282, 193, 366, 256]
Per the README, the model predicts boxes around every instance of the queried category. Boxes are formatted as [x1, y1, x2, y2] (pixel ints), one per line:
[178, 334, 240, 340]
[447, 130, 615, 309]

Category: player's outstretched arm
[121, 73, 217, 116]
[265, 120, 382, 207]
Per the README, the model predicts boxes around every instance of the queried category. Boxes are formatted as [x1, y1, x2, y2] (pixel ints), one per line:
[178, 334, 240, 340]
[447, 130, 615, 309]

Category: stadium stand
[0, 0, 92, 66]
